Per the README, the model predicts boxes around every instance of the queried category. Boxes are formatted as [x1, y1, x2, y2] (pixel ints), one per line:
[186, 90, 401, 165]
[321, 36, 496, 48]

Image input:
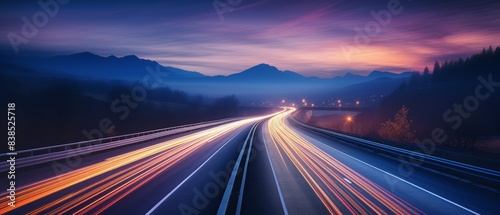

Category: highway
[1, 108, 498, 214]
[239, 108, 499, 215]
[0, 112, 281, 214]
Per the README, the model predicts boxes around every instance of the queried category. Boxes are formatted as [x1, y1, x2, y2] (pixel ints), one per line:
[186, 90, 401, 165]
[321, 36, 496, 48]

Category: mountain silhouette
[0, 52, 411, 83]
[1, 52, 205, 80]
[0, 52, 412, 99]
[226, 63, 307, 82]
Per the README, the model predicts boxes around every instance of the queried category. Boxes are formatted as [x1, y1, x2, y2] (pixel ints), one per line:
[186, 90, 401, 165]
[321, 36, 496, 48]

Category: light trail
[267, 108, 424, 215]
[0, 111, 283, 214]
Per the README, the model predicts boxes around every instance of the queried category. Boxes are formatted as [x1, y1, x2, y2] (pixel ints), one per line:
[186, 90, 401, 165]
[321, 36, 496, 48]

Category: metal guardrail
[289, 116, 500, 189]
[0, 118, 241, 172]
[217, 121, 260, 215]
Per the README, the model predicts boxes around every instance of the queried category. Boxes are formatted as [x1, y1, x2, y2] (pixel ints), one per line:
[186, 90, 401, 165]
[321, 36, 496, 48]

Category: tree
[208, 95, 240, 117]
[432, 61, 441, 74]
[408, 72, 421, 89]
[378, 106, 415, 142]
[423, 66, 430, 76]
[432, 60, 441, 82]
[422, 66, 431, 84]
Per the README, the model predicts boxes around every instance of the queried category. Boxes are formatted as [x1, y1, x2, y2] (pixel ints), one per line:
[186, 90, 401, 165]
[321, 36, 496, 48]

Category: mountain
[0, 52, 411, 83]
[0, 52, 206, 80]
[330, 70, 412, 86]
[225, 64, 307, 82]
[0, 52, 412, 99]
[367, 70, 412, 79]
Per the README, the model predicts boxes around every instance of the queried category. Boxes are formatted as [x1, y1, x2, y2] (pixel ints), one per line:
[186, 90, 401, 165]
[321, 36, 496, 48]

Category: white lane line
[145, 127, 247, 215]
[292, 127, 480, 215]
[262, 123, 289, 215]
[343, 178, 352, 184]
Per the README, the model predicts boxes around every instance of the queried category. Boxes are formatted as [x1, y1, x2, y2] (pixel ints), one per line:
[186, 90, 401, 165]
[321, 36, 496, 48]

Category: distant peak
[241, 63, 281, 74]
[71, 52, 98, 57]
[256, 63, 271, 66]
[370, 70, 384, 74]
[122, 55, 140, 60]
[251, 63, 277, 69]
[368, 70, 390, 76]
[344, 72, 355, 77]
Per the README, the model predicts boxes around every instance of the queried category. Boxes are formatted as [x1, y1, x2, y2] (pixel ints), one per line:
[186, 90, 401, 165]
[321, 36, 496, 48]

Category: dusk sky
[1, 0, 499, 77]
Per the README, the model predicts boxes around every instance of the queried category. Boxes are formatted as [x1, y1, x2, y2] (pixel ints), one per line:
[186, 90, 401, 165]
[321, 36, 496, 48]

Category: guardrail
[289, 116, 500, 189]
[0, 118, 241, 172]
[218, 121, 260, 215]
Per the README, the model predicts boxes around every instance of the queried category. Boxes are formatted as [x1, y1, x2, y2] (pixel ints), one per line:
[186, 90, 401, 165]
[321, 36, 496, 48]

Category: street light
[346, 116, 354, 133]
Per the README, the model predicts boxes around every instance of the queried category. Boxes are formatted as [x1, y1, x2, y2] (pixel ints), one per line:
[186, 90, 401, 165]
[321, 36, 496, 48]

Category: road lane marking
[145, 127, 247, 215]
[262, 123, 289, 215]
[292, 126, 481, 215]
[343, 178, 352, 184]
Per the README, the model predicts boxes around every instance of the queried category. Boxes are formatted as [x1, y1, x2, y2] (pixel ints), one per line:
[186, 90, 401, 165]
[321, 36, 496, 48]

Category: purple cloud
[1, 0, 499, 77]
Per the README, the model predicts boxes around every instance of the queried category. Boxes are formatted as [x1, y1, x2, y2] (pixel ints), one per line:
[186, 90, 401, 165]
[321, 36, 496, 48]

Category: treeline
[1, 67, 246, 151]
[375, 46, 500, 150]
[396, 46, 500, 92]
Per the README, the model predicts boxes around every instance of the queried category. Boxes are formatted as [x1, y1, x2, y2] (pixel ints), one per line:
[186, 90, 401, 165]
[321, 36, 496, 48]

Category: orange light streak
[267, 108, 423, 214]
[0, 111, 284, 214]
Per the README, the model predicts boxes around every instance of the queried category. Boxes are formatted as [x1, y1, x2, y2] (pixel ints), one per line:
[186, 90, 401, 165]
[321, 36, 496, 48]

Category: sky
[1, 0, 499, 77]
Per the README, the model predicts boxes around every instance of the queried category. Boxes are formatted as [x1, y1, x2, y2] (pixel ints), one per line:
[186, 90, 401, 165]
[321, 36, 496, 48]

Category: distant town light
[347, 116, 352, 122]
[337, 99, 341, 103]
[356, 101, 360, 105]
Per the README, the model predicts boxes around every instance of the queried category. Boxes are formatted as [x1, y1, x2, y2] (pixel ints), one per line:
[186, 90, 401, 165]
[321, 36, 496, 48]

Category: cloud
[0, 0, 498, 77]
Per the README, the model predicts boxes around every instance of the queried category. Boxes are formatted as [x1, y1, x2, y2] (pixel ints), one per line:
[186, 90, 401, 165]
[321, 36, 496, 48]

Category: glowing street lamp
[346, 116, 352, 122]
[356, 101, 360, 105]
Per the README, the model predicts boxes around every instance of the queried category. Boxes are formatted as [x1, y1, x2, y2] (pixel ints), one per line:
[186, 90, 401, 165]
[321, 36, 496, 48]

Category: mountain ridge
[0, 52, 411, 81]
[0, 52, 413, 99]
